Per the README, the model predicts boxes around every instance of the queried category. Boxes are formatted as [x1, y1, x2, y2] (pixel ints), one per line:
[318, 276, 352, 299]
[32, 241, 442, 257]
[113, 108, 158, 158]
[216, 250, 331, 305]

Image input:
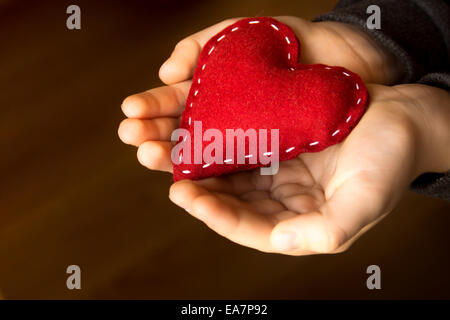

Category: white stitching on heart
[181, 18, 365, 174]
[285, 146, 295, 153]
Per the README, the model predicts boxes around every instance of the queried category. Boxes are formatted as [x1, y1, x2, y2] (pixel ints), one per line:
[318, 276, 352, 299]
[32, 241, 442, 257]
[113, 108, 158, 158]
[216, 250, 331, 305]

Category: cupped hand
[119, 16, 401, 172]
[167, 84, 446, 254]
[118, 17, 448, 255]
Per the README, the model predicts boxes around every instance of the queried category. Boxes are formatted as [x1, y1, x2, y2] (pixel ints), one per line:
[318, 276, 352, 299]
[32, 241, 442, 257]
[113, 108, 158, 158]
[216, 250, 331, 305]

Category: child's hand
[119, 16, 401, 170]
[157, 17, 402, 86]
[118, 17, 450, 254]
[167, 84, 450, 254]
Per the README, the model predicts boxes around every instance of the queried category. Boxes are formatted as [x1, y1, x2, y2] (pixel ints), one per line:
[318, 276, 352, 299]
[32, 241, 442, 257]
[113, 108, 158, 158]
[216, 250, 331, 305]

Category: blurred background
[0, 0, 449, 299]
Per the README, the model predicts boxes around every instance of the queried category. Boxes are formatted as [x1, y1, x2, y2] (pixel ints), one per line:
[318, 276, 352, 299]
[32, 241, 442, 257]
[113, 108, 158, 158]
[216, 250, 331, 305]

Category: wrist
[397, 85, 450, 176]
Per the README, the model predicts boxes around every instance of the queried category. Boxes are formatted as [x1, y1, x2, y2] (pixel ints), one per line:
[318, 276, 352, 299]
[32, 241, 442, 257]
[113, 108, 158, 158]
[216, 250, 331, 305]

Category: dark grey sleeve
[314, 0, 450, 200]
[414, 73, 450, 201]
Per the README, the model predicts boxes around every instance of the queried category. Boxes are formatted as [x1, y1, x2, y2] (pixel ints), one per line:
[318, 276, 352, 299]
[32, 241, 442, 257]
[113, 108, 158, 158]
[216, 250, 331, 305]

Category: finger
[137, 141, 173, 172]
[159, 18, 240, 84]
[121, 81, 191, 119]
[240, 190, 271, 201]
[271, 158, 316, 190]
[245, 198, 287, 215]
[271, 183, 324, 214]
[271, 183, 324, 202]
[280, 194, 320, 214]
[194, 171, 257, 195]
[195, 177, 286, 215]
[193, 177, 284, 215]
[169, 180, 277, 252]
[118, 118, 178, 146]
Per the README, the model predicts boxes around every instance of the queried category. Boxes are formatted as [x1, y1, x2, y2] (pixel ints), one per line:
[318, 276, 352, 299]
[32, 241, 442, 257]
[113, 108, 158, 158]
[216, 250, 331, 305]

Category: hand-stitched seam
[181, 18, 364, 173]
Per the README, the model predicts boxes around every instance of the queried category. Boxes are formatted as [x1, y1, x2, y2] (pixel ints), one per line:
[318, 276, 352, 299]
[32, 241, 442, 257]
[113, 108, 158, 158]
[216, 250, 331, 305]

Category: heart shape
[172, 17, 368, 181]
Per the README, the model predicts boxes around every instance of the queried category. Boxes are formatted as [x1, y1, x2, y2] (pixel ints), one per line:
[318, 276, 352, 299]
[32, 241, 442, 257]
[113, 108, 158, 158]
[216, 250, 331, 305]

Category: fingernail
[272, 232, 297, 251]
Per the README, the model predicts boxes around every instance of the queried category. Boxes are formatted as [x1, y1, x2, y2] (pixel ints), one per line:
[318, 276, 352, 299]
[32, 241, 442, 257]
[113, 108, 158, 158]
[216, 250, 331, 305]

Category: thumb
[270, 176, 388, 254]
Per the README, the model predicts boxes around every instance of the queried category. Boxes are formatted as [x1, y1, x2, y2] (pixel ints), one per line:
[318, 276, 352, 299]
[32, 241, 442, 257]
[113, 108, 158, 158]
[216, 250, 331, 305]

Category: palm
[118, 17, 406, 254]
[182, 151, 332, 254]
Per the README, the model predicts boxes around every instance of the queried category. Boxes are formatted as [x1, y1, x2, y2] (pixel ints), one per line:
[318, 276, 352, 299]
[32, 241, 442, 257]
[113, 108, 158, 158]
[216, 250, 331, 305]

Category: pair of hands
[118, 17, 450, 255]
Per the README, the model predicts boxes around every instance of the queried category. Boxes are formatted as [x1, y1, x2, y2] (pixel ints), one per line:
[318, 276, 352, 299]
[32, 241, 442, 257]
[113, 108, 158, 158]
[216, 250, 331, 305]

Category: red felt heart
[172, 17, 368, 181]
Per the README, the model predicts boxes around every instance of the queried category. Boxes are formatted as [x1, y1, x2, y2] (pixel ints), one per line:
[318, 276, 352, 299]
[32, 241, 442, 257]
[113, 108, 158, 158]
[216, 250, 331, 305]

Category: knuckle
[175, 38, 197, 50]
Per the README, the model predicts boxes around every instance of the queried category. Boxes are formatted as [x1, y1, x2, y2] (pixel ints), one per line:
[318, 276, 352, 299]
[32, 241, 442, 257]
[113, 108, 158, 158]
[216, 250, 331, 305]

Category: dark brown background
[0, 0, 449, 299]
